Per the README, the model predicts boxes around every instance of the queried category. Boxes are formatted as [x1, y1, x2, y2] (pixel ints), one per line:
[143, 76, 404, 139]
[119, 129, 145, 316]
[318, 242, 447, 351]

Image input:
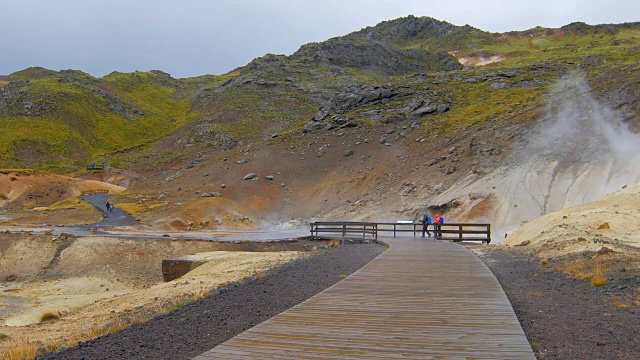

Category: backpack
[427, 216, 432, 224]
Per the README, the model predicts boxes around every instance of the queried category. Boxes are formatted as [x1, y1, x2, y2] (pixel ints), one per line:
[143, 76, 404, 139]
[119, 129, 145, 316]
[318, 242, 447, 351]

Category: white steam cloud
[490, 71, 640, 241]
[517, 71, 640, 165]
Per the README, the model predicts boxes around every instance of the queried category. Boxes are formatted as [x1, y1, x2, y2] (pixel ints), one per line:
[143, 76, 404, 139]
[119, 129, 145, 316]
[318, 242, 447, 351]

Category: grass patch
[530, 341, 540, 351]
[168, 299, 196, 313]
[613, 300, 629, 309]
[0, 169, 36, 175]
[557, 258, 615, 286]
[40, 312, 59, 322]
[0, 337, 39, 360]
[47, 197, 94, 211]
[115, 202, 165, 217]
[591, 260, 607, 287]
[591, 275, 608, 287]
[0, 333, 8, 340]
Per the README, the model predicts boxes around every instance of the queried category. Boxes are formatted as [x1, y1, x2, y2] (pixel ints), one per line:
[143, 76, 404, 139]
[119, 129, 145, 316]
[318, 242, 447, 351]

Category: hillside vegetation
[1, 16, 639, 231]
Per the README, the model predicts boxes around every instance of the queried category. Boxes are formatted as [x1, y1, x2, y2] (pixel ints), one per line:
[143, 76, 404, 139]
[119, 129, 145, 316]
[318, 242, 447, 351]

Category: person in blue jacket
[420, 213, 432, 238]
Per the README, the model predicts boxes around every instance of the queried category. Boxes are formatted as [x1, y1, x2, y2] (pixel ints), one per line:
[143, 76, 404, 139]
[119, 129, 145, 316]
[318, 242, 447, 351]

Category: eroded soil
[0, 233, 309, 351]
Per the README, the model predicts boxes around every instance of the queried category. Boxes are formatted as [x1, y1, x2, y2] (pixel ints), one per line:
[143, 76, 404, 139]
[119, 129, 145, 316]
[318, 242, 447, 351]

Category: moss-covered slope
[1, 16, 639, 174]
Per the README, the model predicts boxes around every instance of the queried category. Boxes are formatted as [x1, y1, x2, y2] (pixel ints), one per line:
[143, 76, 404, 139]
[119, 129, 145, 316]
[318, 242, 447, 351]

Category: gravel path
[476, 246, 639, 360]
[37, 244, 386, 360]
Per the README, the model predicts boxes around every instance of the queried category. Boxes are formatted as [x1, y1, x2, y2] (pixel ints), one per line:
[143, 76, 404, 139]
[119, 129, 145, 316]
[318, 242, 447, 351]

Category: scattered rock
[428, 156, 446, 166]
[597, 223, 610, 230]
[413, 104, 438, 116]
[243, 173, 257, 180]
[383, 115, 404, 124]
[344, 149, 354, 156]
[597, 246, 613, 255]
[519, 240, 531, 246]
[303, 244, 318, 251]
[490, 82, 510, 89]
[265, 175, 274, 180]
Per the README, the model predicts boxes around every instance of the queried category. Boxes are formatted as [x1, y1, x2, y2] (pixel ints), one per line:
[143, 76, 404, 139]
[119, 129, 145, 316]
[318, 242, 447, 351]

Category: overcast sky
[1, 0, 638, 78]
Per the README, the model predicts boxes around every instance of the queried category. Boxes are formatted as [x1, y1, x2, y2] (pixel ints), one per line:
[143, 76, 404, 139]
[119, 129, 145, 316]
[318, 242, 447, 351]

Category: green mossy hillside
[2, 17, 639, 173]
[0, 69, 225, 170]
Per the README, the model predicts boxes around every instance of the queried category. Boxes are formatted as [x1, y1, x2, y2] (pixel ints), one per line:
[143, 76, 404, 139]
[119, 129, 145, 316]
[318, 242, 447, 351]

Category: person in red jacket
[434, 213, 442, 238]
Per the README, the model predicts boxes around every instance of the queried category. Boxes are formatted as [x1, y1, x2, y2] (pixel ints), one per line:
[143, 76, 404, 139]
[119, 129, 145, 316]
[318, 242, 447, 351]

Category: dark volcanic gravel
[37, 244, 386, 360]
[476, 246, 639, 360]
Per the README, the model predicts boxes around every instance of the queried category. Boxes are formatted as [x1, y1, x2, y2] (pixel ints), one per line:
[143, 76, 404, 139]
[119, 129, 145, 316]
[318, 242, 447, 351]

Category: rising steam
[491, 71, 640, 241]
[517, 71, 640, 165]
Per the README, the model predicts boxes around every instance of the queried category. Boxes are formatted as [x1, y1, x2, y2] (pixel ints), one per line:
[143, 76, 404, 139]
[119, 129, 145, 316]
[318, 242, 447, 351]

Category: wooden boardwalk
[194, 237, 535, 359]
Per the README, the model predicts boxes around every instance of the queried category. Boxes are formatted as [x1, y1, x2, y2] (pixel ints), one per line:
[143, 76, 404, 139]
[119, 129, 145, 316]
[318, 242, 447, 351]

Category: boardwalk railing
[310, 221, 378, 243]
[310, 221, 491, 244]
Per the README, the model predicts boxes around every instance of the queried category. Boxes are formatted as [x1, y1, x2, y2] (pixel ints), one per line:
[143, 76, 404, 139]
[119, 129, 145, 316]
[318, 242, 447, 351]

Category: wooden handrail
[310, 221, 491, 244]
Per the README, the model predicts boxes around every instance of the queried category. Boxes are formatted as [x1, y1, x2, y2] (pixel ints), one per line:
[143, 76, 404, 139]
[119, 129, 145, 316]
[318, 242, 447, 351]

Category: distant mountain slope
[2, 16, 640, 233]
[0, 68, 228, 169]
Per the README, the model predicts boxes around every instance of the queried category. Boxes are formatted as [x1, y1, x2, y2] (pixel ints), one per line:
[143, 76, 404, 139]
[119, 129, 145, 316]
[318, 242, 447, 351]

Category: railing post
[487, 224, 491, 244]
[342, 224, 346, 245]
[393, 224, 396, 238]
[458, 225, 463, 242]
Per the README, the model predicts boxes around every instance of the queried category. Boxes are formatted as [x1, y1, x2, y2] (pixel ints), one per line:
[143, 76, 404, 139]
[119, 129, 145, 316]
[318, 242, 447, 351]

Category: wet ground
[3, 194, 311, 241]
[78, 194, 139, 229]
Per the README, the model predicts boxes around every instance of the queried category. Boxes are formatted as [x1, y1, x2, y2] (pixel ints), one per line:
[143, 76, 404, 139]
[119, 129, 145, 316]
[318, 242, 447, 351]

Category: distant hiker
[420, 213, 432, 238]
[106, 201, 112, 213]
[434, 213, 442, 238]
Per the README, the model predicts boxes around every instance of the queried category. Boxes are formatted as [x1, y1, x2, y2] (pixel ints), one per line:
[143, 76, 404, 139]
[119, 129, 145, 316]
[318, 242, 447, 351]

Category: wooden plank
[194, 238, 534, 359]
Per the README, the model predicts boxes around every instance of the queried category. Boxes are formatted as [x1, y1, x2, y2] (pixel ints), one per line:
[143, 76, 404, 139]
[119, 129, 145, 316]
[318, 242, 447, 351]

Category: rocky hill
[1, 16, 640, 239]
